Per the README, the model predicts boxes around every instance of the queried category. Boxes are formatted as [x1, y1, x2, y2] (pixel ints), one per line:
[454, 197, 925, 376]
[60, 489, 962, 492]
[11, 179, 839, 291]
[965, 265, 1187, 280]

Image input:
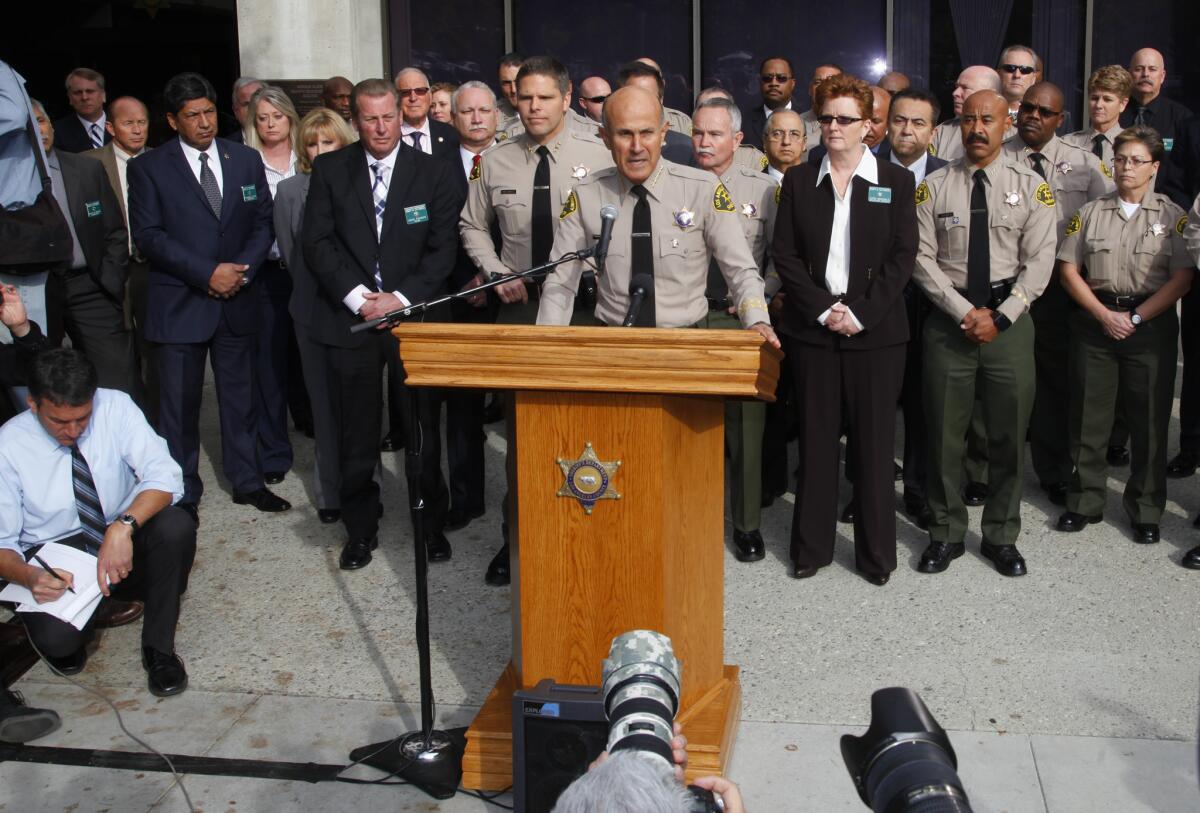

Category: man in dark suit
[31, 100, 141, 402]
[302, 78, 459, 571]
[743, 57, 798, 151]
[394, 68, 460, 160]
[51, 68, 112, 154]
[128, 72, 289, 523]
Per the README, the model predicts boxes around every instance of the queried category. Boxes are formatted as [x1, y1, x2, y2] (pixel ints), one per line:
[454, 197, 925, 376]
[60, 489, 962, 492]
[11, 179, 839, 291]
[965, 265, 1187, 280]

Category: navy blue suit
[128, 137, 274, 503]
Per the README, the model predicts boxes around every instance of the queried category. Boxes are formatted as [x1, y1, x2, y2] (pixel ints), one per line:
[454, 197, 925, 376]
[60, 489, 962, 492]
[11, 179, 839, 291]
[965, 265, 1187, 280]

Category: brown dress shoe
[94, 599, 144, 629]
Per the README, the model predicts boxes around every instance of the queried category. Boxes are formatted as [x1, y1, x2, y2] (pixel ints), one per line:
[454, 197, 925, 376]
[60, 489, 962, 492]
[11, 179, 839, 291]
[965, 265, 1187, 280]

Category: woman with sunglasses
[1054, 126, 1193, 546]
[771, 74, 918, 585]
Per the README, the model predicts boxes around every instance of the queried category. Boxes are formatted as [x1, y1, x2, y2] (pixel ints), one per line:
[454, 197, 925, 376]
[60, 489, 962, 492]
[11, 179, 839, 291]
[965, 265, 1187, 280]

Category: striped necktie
[371, 161, 387, 289]
[70, 444, 106, 554]
[89, 123, 104, 148]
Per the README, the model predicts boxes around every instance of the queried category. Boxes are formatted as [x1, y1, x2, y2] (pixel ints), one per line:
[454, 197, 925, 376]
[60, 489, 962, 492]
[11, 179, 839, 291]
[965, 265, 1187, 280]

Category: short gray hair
[451, 80, 496, 114]
[552, 752, 693, 813]
[232, 76, 263, 98]
[394, 67, 430, 87]
[694, 97, 742, 134]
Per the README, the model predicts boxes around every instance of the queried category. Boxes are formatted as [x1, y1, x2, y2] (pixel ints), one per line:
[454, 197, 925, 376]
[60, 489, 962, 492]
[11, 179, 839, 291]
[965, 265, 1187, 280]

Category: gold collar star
[556, 442, 622, 514]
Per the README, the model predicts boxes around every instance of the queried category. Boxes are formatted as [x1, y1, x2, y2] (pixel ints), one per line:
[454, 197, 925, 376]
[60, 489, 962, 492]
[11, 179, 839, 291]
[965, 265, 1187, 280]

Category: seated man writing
[0, 348, 195, 697]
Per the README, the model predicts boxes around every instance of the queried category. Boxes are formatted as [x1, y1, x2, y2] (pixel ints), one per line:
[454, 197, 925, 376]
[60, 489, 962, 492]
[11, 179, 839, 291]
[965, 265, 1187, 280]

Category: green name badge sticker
[867, 186, 892, 204]
[85, 201, 102, 218]
[1164, 138, 1174, 152]
[241, 185, 257, 202]
[404, 204, 430, 224]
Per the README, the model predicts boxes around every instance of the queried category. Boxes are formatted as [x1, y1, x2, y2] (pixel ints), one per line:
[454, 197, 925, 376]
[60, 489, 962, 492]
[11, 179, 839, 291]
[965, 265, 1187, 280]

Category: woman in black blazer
[771, 74, 918, 585]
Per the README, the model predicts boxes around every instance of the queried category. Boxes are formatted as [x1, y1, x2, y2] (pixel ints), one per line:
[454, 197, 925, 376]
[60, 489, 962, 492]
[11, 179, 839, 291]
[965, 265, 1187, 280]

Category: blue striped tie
[371, 161, 387, 289]
[70, 444, 106, 554]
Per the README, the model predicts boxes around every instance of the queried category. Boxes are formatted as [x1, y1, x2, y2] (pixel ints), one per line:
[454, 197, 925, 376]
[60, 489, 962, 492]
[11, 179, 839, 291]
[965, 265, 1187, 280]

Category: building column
[236, 0, 386, 82]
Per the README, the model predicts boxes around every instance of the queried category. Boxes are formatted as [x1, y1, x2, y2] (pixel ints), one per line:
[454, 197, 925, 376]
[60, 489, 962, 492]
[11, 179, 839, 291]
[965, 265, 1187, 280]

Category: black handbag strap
[25, 102, 54, 194]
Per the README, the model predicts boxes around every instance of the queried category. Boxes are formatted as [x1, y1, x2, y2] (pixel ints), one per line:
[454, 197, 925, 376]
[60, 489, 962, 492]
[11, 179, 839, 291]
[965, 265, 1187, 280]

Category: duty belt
[955, 277, 1016, 310]
[1094, 291, 1148, 311]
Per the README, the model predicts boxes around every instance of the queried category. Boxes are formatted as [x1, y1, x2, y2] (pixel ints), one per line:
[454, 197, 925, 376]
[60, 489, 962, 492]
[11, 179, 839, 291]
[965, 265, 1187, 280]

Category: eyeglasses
[1113, 155, 1153, 167]
[760, 73, 792, 83]
[766, 129, 804, 141]
[1017, 101, 1062, 118]
[816, 114, 863, 126]
[581, 95, 608, 104]
[398, 87, 430, 98]
[1000, 64, 1037, 76]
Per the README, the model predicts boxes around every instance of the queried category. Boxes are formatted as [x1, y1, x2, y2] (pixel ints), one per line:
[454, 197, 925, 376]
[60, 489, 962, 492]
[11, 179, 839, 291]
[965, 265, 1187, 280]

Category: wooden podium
[394, 323, 781, 788]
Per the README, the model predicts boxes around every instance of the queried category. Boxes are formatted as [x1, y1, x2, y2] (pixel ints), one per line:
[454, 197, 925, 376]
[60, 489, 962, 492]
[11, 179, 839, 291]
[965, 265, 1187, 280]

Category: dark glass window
[1091, 0, 1199, 114]
[400, 0, 506, 88]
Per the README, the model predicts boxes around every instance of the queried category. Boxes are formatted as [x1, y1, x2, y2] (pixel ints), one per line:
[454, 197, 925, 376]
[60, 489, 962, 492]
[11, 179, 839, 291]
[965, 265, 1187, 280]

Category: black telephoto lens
[841, 688, 974, 813]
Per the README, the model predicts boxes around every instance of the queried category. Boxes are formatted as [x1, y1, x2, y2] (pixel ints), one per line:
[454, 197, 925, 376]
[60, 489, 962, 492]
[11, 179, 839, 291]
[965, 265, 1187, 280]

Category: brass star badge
[556, 442, 622, 514]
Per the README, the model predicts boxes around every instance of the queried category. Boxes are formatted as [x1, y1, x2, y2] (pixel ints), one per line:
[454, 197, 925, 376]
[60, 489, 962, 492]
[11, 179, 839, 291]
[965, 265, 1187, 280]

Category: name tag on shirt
[404, 204, 430, 224]
[867, 186, 892, 204]
[85, 201, 102, 218]
[1164, 138, 1174, 152]
[241, 185, 257, 202]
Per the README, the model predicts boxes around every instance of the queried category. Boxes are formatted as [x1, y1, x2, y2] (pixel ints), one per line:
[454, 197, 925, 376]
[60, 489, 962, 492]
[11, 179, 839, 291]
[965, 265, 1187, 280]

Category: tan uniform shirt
[537, 161, 770, 328]
[930, 117, 1017, 162]
[1062, 122, 1123, 181]
[1186, 194, 1200, 267]
[460, 128, 614, 280]
[714, 165, 780, 296]
[496, 99, 521, 141]
[665, 106, 692, 136]
[499, 107, 597, 142]
[1057, 192, 1191, 295]
[732, 144, 768, 173]
[914, 157, 1058, 323]
[1002, 135, 1114, 243]
[799, 108, 822, 151]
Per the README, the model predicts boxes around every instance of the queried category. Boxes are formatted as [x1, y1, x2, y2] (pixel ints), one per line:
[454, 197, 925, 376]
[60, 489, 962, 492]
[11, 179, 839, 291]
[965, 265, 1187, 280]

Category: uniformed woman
[1055, 126, 1194, 543]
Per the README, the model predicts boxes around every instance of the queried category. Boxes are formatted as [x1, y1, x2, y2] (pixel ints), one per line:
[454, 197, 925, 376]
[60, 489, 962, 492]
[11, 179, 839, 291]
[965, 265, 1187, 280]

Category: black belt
[955, 277, 1015, 309]
[707, 295, 731, 311]
[263, 258, 287, 270]
[1094, 291, 1148, 311]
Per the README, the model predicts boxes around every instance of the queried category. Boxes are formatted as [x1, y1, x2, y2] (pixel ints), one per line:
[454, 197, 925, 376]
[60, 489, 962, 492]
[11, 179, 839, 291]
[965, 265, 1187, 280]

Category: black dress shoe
[981, 542, 1027, 576]
[839, 500, 857, 524]
[317, 509, 341, 524]
[380, 432, 403, 452]
[1041, 481, 1068, 507]
[0, 687, 61, 744]
[733, 529, 765, 562]
[444, 507, 484, 532]
[962, 482, 988, 506]
[893, 462, 903, 481]
[425, 532, 452, 562]
[339, 536, 378, 570]
[791, 563, 820, 579]
[862, 572, 890, 586]
[232, 487, 291, 512]
[485, 543, 510, 586]
[1166, 450, 1199, 478]
[177, 502, 199, 527]
[94, 599, 144, 629]
[1106, 445, 1130, 466]
[1055, 511, 1102, 532]
[142, 647, 188, 697]
[46, 648, 87, 676]
[1182, 545, 1200, 570]
[263, 470, 286, 485]
[1131, 523, 1160, 544]
[917, 541, 964, 574]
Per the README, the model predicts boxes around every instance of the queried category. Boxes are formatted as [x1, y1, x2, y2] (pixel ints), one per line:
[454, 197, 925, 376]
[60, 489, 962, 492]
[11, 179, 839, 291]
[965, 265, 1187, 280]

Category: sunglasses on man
[760, 73, 791, 83]
[1000, 64, 1036, 76]
[581, 94, 608, 104]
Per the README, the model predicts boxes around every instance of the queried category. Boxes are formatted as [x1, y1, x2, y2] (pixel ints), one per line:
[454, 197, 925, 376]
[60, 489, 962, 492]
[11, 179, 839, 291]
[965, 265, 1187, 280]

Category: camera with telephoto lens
[841, 687, 974, 813]
[601, 630, 722, 812]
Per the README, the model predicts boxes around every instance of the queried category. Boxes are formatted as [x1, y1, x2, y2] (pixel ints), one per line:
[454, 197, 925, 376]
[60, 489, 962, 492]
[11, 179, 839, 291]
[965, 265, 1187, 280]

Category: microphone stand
[347, 248, 595, 798]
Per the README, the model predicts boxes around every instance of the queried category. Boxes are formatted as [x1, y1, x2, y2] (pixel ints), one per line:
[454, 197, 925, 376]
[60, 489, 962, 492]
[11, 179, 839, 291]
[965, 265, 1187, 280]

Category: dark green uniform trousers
[699, 309, 764, 532]
[1067, 308, 1178, 523]
[1029, 280, 1074, 487]
[923, 309, 1036, 547]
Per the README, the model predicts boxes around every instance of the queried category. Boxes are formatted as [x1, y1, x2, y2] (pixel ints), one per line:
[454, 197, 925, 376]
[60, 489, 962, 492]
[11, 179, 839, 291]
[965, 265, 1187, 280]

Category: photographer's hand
[586, 722, 689, 783]
[691, 775, 746, 813]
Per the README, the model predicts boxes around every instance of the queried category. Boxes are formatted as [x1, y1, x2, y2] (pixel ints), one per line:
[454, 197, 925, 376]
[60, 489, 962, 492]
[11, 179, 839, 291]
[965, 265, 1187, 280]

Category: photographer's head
[27, 349, 98, 447]
[553, 751, 694, 813]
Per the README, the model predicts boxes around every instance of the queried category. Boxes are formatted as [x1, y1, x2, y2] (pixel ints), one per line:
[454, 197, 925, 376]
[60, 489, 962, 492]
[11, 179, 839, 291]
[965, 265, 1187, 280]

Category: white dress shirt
[459, 145, 482, 178]
[762, 100, 793, 122]
[0, 389, 183, 555]
[767, 164, 786, 184]
[113, 144, 144, 252]
[401, 118, 433, 154]
[815, 146, 878, 330]
[178, 137, 223, 195]
[79, 112, 107, 147]
[342, 143, 411, 314]
[890, 149, 930, 185]
[259, 150, 296, 260]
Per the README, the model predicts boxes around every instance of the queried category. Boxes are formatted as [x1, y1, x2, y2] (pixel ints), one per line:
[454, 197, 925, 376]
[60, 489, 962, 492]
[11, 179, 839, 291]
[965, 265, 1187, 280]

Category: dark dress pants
[126, 258, 160, 424]
[254, 261, 295, 474]
[295, 323, 341, 510]
[18, 507, 197, 658]
[900, 283, 929, 503]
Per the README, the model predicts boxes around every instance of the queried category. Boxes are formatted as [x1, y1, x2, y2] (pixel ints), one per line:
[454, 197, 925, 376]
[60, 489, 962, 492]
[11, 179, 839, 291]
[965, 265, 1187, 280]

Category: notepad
[0, 542, 105, 631]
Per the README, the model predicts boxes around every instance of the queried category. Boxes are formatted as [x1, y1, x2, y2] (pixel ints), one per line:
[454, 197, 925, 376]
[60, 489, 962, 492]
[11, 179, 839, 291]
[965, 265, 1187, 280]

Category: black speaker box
[512, 679, 608, 813]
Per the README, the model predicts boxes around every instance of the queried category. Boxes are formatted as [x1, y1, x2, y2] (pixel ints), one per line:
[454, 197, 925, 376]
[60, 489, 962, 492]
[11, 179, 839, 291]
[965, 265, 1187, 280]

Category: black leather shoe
[232, 487, 291, 512]
[339, 536, 378, 570]
[318, 509, 341, 524]
[839, 500, 857, 524]
[1041, 481, 1068, 507]
[962, 482, 988, 506]
[263, 470, 286, 485]
[791, 563, 820, 579]
[917, 542, 964, 574]
[142, 647, 188, 697]
[177, 502, 199, 527]
[444, 507, 484, 532]
[426, 532, 452, 562]
[46, 648, 87, 676]
[894, 462, 903, 481]
[380, 432, 403, 452]
[1166, 450, 1199, 478]
[733, 529, 765, 562]
[1131, 523, 1160, 544]
[981, 542, 1027, 576]
[1055, 511, 1102, 532]
[1106, 445, 1130, 466]
[485, 543, 510, 586]
[1182, 545, 1200, 570]
[94, 599, 144, 629]
[862, 572, 890, 586]
[0, 688, 61, 744]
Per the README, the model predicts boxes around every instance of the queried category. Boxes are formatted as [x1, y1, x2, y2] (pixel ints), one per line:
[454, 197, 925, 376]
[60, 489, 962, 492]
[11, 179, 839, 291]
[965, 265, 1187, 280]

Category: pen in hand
[32, 553, 75, 594]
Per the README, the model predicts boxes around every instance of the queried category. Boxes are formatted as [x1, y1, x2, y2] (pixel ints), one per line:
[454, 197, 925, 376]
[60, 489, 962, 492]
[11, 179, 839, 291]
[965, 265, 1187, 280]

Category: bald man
[930, 66, 1014, 161]
[1120, 48, 1193, 139]
[577, 76, 611, 122]
[635, 57, 692, 136]
[879, 71, 910, 96]
[321, 76, 353, 121]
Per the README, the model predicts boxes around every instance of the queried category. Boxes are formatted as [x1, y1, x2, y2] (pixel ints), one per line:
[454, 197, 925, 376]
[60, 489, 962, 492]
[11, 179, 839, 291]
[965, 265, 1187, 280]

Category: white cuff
[846, 309, 864, 331]
[343, 284, 371, 314]
[817, 307, 832, 325]
[391, 290, 411, 307]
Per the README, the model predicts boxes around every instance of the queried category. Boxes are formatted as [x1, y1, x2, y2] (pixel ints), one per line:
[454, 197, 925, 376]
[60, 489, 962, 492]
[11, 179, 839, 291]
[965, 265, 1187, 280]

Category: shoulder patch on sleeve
[774, 185, 781, 205]
[915, 180, 930, 206]
[468, 159, 481, 182]
[559, 189, 579, 219]
[759, 154, 769, 171]
[1065, 212, 1081, 236]
[927, 142, 937, 157]
[1179, 215, 1190, 235]
[1035, 181, 1056, 207]
[713, 181, 736, 213]
[1100, 160, 1112, 179]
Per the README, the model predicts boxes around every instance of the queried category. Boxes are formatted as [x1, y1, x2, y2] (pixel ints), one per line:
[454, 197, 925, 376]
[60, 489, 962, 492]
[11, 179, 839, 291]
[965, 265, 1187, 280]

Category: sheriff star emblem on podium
[556, 442, 622, 514]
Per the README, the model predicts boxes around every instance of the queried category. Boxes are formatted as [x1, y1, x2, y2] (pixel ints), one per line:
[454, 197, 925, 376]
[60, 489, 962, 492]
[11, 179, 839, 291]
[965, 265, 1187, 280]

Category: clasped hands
[208, 262, 249, 298]
[825, 302, 861, 338]
[1097, 309, 1135, 341]
[960, 307, 1000, 344]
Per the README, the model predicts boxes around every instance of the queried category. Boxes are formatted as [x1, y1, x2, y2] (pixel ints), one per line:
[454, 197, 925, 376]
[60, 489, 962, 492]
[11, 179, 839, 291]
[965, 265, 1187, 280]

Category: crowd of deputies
[3, 43, 1200, 627]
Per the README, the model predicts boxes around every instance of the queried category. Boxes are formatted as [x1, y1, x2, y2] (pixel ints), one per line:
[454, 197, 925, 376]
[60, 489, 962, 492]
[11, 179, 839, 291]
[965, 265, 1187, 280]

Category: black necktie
[71, 445, 106, 555]
[630, 184, 655, 327]
[1029, 152, 1047, 180]
[409, 131, 424, 152]
[1135, 107, 1147, 126]
[531, 145, 552, 266]
[198, 153, 222, 219]
[967, 169, 991, 309]
[1091, 134, 1105, 159]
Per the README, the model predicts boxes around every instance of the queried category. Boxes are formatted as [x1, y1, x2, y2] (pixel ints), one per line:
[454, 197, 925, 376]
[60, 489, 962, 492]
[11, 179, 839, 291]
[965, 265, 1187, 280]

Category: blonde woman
[429, 82, 456, 124]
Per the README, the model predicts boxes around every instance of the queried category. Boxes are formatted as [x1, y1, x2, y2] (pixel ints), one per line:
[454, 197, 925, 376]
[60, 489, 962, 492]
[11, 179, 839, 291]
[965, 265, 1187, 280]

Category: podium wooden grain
[394, 324, 781, 789]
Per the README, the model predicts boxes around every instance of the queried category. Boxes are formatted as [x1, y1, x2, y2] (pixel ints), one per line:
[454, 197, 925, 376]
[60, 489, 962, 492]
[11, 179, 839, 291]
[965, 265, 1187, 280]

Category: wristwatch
[117, 514, 139, 532]
[1130, 310, 1143, 327]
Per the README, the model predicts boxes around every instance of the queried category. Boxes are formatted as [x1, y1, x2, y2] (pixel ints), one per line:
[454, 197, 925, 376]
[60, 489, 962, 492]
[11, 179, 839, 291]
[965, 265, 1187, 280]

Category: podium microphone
[594, 204, 619, 275]
[622, 273, 654, 327]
